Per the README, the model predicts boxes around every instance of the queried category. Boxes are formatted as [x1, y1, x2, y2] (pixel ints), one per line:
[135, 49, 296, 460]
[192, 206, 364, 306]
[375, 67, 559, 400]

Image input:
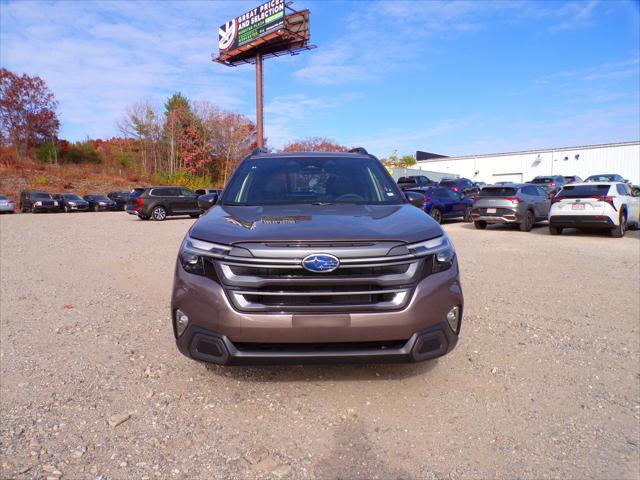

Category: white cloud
[0, 0, 254, 140]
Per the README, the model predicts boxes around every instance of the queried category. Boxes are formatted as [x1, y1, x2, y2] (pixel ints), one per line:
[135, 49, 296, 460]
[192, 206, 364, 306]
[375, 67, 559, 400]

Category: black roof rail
[252, 147, 269, 155]
[348, 147, 369, 155]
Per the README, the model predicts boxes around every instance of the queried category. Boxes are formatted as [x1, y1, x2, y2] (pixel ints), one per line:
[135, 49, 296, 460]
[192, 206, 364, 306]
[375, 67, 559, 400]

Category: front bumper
[549, 215, 614, 229]
[67, 204, 89, 211]
[0, 205, 15, 212]
[172, 261, 463, 365]
[32, 205, 58, 212]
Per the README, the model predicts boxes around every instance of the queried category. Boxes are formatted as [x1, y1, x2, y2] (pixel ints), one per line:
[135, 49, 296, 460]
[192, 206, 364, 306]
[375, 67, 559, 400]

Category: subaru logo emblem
[302, 254, 340, 273]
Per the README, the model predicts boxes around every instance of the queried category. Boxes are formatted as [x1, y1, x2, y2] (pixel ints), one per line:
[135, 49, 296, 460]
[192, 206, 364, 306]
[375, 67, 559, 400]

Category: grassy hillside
[0, 161, 146, 206]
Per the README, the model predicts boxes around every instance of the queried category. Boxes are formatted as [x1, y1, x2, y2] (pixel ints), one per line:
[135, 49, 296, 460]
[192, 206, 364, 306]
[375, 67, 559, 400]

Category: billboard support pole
[256, 53, 264, 148]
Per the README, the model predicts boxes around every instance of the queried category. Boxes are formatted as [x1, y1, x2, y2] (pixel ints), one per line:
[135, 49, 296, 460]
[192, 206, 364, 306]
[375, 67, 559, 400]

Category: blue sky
[1, 0, 638, 157]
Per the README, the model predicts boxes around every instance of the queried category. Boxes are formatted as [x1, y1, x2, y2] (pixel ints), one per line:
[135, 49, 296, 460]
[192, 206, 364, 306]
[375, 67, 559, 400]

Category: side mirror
[405, 191, 425, 208]
[197, 193, 218, 211]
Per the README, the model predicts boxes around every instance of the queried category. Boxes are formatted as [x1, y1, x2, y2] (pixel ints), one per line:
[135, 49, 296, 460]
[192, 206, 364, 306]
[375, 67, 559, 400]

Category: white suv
[549, 182, 640, 237]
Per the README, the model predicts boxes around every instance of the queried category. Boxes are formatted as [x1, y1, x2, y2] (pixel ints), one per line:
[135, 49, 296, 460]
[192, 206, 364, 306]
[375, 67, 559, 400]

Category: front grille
[227, 263, 410, 278]
[212, 242, 426, 313]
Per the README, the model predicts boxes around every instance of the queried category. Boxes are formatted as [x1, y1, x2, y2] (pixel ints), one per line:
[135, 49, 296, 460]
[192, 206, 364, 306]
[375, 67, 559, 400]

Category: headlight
[53, 201, 59, 206]
[407, 235, 456, 273]
[68, 201, 76, 206]
[99, 202, 106, 205]
[35, 201, 42, 206]
[179, 236, 231, 275]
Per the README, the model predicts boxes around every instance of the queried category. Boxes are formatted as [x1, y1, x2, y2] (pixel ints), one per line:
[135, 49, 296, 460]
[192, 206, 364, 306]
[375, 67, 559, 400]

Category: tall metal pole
[255, 53, 264, 148]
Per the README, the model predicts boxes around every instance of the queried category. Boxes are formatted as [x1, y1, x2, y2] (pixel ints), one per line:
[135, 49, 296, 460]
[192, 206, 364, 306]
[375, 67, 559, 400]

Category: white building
[416, 141, 640, 185]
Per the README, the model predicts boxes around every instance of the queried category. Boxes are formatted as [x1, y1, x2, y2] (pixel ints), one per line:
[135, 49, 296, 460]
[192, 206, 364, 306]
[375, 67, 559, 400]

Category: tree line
[1, 68, 416, 188]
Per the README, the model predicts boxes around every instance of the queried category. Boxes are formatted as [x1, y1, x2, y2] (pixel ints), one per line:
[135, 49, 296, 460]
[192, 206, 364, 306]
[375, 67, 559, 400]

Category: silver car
[0, 195, 15, 213]
[470, 184, 550, 232]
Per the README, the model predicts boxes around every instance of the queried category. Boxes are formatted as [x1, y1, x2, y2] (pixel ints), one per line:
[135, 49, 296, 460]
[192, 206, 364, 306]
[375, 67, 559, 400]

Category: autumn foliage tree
[281, 137, 348, 152]
[0, 68, 60, 161]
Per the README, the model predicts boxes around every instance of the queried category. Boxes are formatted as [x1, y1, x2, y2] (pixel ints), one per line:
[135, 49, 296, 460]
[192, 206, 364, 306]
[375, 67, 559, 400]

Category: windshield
[586, 175, 620, 182]
[222, 156, 404, 206]
[0, 195, 7, 200]
[63, 194, 83, 200]
[92, 195, 110, 201]
[129, 188, 145, 198]
[33, 193, 53, 200]
[439, 180, 458, 186]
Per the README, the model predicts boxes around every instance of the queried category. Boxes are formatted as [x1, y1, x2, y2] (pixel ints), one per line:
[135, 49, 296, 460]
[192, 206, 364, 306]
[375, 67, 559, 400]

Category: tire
[520, 210, 534, 232]
[151, 206, 167, 221]
[549, 225, 562, 235]
[611, 211, 626, 238]
[430, 208, 442, 224]
[463, 208, 472, 223]
[189, 213, 200, 218]
[474, 220, 487, 230]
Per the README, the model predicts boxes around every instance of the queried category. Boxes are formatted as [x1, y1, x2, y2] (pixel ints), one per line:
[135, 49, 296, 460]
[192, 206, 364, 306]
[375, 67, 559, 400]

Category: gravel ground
[1, 212, 639, 480]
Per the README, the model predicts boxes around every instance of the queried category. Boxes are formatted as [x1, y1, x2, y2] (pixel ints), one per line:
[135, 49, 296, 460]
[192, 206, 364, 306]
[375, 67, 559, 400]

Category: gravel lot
[1, 212, 639, 480]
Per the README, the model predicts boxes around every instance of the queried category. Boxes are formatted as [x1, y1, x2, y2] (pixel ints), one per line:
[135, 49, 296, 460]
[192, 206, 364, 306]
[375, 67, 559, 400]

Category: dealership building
[414, 140, 640, 185]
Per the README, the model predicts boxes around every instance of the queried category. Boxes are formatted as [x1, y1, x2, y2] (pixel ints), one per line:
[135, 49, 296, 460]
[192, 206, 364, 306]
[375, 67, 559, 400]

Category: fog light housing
[446, 306, 461, 333]
[175, 309, 190, 337]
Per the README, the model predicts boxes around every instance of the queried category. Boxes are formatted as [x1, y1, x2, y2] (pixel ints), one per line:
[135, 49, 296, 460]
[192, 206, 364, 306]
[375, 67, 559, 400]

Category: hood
[189, 204, 443, 245]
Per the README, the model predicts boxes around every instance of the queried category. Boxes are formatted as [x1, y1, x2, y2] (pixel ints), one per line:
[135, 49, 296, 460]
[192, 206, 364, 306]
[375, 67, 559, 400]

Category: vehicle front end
[170, 151, 463, 366]
[172, 231, 462, 365]
[0, 198, 15, 213]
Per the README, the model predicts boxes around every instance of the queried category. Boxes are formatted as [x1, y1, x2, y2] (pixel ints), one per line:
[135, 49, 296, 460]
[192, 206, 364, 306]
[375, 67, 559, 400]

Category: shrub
[36, 142, 60, 164]
[153, 170, 212, 191]
[63, 140, 103, 164]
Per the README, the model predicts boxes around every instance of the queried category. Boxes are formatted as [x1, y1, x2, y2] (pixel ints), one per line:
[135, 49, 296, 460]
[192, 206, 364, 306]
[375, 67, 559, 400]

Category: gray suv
[470, 184, 550, 231]
[171, 148, 463, 365]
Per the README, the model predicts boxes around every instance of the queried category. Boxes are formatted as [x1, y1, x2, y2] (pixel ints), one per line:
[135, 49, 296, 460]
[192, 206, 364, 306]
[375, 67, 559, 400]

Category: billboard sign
[218, 0, 285, 52]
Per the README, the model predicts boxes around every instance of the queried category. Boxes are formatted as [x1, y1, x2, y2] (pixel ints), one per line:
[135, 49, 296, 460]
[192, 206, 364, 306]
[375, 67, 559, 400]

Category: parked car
[584, 173, 627, 183]
[53, 193, 89, 212]
[437, 178, 480, 198]
[107, 191, 130, 210]
[563, 175, 583, 184]
[84, 194, 118, 212]
[126, 186, 201, 221]
[470, 184, 550, 231]
[527, 175, 566, 196]
[548, 182, 640, 237]
[397, 175, 436, 190]
[19, 191, 59, 213]
[0, 195, 15, 214]
[408, 187, 472, 223]
[172, 148, 462, 365]
[195, 188, 223, 196]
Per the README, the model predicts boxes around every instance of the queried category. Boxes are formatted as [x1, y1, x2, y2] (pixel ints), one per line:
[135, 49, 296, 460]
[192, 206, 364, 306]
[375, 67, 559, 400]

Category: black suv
[84, 194, 118, 212]
[438, 178, 480, 198]
[397, 175, 436, 190]
[126, 186, 201, 221]
[19, 191, 59, 213]
[107, 191, 130, 210]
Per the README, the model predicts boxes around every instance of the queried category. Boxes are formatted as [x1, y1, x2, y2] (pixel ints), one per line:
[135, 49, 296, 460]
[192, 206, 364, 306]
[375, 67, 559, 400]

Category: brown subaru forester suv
[171, 148, 463, 365]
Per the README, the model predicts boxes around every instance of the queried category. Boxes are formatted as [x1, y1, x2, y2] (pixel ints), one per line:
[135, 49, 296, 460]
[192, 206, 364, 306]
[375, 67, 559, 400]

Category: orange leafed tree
[281, 137, 349, 152]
